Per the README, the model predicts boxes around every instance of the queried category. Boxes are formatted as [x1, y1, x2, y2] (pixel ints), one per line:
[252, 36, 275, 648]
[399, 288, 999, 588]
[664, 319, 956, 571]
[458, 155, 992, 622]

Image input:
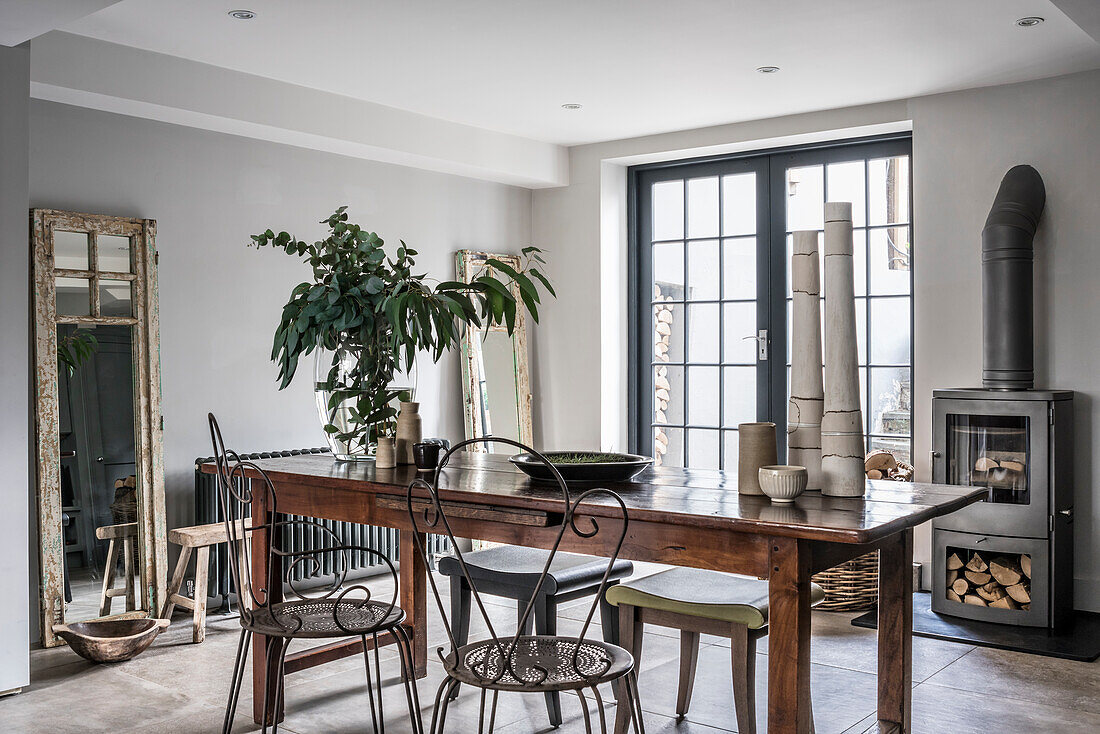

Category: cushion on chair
[604, 567, 826, 629]
[436, 545, 633, 596]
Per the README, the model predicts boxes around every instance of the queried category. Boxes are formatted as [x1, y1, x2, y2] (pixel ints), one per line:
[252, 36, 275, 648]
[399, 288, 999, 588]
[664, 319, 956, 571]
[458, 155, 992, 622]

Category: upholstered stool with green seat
[606, 567, 825, 734]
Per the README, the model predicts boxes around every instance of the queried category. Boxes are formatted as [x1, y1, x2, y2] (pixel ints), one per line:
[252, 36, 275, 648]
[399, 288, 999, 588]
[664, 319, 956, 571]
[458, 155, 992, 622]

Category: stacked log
[864, 450, 914, 481]
[944, 550, 1032, 610]
[653, 286, 675, 467]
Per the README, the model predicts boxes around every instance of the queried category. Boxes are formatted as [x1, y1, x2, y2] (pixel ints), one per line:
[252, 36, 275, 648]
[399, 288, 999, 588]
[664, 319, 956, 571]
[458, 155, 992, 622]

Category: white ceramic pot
[758, 465, 809, 504]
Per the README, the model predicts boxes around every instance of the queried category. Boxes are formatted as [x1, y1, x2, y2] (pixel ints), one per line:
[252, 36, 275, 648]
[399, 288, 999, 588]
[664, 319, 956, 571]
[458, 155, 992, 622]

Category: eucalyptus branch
[249, 207, 555, 445]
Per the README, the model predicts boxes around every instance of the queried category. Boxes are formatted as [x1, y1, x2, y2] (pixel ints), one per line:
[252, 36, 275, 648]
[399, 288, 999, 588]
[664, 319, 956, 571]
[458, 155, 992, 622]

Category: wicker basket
[811, 551, 879, 611]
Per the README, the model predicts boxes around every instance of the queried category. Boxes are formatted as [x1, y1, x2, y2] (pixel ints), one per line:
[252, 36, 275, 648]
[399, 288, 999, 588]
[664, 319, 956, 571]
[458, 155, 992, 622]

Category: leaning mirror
[32, 210, 167, 647]
[456, 250, 533, 452]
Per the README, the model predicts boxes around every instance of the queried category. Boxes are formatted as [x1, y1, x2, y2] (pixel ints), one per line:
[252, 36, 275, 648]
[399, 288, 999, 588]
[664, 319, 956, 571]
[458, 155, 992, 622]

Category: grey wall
[532, 69, 1100, 611]
[28, 99, 532, 567]
[910, 70, 1100, 610]
[0, 43, 30, 691]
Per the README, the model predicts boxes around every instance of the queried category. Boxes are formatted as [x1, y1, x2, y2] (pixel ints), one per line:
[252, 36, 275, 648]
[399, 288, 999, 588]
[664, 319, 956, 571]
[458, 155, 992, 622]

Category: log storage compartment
[934, 532, 1050, 627]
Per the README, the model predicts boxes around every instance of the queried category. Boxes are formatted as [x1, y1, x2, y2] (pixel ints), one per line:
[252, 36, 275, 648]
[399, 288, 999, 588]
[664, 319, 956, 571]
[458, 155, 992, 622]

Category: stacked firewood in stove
[945, 550, 1032, 611]
[864, 450, 914, 481]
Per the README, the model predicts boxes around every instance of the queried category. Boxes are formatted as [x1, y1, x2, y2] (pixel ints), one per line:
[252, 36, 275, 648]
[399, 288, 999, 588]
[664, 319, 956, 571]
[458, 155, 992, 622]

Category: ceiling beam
[1, 1, 123, 46]
[1051, 0, 1100, 43]
[30, 32, 568, 189]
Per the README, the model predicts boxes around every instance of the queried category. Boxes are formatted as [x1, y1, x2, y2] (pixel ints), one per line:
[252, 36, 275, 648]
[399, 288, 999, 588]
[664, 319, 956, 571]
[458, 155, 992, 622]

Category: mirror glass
[471, 330, 522, 452]
[99, 279, 133, 317]
[97, 234, 132, 273]
[56, 277, 92, 317]
[53, 230, 90, 270]
[457, 250, 533, 451]
[57, 323, 141, 622]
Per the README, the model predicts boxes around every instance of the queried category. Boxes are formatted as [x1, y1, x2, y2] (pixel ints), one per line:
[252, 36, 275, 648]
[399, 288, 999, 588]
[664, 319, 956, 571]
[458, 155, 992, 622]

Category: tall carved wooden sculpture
[788, 230, 824, 490]
[821, 202, 866, 497]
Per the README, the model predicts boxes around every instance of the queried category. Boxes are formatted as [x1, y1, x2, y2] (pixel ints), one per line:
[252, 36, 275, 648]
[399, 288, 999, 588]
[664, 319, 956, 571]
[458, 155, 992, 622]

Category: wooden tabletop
[202, 452, 985, 545]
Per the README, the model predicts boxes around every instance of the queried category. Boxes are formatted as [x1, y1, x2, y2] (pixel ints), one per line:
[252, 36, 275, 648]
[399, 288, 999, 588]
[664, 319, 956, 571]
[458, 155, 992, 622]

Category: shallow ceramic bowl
[758, 465, 808, 504]
[53, 618, 169, 663]
[510, 451, 653, 484]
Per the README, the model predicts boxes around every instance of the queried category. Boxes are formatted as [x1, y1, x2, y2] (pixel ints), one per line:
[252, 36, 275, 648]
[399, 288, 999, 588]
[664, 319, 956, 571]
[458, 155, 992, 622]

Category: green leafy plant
[58, 329, 98, 375]
[249, 207, 554, 455]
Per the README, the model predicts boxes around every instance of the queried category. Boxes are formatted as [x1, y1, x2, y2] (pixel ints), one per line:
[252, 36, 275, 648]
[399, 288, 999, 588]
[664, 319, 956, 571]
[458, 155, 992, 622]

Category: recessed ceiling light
[561, 103, 582, 110]
[756, 66, 780, 74]
[228, 10, 256, 20]
[1015, 16, 1044, 27]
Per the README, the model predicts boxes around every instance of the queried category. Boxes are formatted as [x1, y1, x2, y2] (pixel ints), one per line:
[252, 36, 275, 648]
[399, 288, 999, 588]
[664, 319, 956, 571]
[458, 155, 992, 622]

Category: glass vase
[314, 342, 417, 461]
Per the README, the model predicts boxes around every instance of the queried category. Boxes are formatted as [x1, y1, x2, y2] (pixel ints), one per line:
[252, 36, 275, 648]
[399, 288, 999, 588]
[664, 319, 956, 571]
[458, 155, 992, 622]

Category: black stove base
[850, 592, 1100, 662]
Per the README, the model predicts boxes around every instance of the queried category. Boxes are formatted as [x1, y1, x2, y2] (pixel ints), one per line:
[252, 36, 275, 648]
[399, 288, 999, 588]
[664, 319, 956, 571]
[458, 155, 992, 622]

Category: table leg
[400, 529, 428, 677]
[251, 481, 283, 726]
[876, 529, 913, 733]
[768, 536, 813, 734]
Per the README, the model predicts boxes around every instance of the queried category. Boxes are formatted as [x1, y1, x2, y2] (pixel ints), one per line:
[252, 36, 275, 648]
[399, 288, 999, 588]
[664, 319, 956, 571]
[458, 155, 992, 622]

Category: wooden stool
[96, 522, 138, 616]
[606, 567, 826, 734]
[162, 521, 248, 643]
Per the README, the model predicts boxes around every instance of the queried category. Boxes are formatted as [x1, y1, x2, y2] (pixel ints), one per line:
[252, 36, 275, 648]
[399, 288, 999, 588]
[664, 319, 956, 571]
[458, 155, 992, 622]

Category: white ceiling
[54, 0, 1100, 146]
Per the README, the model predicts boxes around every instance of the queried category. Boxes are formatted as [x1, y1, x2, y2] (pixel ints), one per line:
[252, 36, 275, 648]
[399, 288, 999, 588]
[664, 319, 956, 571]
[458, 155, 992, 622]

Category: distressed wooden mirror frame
[456, 250, 534, 451]
[31, 209, 167, 647]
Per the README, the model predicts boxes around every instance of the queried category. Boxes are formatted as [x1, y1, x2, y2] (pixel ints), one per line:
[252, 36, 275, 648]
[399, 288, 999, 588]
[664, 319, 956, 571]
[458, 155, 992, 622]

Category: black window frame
[627, 133, 914, 466]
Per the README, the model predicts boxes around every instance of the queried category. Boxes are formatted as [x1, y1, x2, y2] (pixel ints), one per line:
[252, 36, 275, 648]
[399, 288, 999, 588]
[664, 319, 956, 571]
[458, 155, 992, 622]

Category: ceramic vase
[821, 202, 866, 497]
[788, 230, 824, 490]
[395, 401, 422, 465]
[737, 422, 777, 495]
[375, 436, 397, 469]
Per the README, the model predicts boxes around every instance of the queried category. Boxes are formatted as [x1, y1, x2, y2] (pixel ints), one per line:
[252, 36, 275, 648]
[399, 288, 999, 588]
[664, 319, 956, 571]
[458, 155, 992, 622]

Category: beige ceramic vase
[395, 401, 422, 465]
[375, 436, 397, 469]
[737, 422, 778, 495]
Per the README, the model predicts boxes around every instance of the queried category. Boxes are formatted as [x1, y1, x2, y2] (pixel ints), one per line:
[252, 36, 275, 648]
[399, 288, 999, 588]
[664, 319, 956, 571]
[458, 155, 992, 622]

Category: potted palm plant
[250, 207, 554, 460]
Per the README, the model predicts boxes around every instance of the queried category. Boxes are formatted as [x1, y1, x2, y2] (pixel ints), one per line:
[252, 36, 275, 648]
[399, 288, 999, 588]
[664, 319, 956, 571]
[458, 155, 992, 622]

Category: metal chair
[406, 436, 645, 734]
[437, 545, 634, 727]
[208, 413, 423, 734]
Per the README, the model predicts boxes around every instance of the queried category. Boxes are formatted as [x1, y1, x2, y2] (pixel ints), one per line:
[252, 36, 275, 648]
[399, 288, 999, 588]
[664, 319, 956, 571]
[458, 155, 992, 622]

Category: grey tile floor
[5, 570, 1099, 733]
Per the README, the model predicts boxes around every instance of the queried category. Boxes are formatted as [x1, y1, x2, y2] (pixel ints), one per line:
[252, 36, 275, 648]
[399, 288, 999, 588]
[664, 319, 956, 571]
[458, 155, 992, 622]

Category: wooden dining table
[202, 451, 984, 734]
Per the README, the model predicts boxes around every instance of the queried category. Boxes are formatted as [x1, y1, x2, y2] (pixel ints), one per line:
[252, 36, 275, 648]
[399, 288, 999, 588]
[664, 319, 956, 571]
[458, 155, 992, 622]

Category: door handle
[96, 456, 104, 463]
[742, 330, 768, 361]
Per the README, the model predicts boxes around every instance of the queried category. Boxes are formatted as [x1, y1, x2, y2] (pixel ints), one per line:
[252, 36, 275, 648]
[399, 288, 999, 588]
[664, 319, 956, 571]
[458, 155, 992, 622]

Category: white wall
[28, 99, 532, 569]
[0, 42, 31, 692]
[531, 69, 1100, 611]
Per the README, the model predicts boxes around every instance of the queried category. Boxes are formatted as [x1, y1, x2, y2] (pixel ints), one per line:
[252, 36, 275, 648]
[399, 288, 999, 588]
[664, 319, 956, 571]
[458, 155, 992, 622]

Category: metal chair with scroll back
[208, 414, 423, 734]
[406, 436, 645, 734]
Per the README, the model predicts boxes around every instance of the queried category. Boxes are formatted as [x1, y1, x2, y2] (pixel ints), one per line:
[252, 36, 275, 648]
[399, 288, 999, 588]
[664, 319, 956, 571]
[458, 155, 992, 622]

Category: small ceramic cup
[413, 441, 442, 472]
[758, 465, 808, 504]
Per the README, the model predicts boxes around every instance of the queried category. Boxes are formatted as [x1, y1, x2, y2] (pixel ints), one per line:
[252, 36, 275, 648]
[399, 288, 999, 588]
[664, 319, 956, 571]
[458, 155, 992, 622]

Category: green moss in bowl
[544, 452, 639, 464]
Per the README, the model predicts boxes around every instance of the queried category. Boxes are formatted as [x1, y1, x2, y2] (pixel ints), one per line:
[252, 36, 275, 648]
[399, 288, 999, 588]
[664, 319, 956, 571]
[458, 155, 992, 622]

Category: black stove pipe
[982, 165, 1045, 390]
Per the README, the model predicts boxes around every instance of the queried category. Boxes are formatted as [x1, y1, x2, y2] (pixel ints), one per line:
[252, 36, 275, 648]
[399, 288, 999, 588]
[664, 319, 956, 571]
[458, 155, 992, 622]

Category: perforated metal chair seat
[244, 598, 406, 638]
[444, 635, 634, 692]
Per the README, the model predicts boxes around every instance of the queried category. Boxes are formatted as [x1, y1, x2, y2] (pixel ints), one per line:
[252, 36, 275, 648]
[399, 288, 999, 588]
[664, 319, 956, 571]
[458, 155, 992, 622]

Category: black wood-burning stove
[930, 165, 1075, 631]
[931, 389, 1074, 629]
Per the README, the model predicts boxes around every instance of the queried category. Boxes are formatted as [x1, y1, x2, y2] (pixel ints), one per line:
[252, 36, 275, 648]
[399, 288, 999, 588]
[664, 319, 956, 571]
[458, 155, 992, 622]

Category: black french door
[629, 134, 914, 470]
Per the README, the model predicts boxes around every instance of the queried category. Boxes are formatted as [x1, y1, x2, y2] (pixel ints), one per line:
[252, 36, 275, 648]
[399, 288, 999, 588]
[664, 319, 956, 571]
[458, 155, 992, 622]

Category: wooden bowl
[53, 618, 170, 663]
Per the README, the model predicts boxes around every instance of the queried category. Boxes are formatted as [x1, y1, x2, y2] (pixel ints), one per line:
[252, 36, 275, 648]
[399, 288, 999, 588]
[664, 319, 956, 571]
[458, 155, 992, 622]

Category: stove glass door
[945, 414, 1030, 504]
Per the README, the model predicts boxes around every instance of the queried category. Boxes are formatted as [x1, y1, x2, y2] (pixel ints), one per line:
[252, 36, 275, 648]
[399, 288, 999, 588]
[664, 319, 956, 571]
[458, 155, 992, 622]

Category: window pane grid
[649, 169, 759, 469]
[638, 139, 911, 470]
